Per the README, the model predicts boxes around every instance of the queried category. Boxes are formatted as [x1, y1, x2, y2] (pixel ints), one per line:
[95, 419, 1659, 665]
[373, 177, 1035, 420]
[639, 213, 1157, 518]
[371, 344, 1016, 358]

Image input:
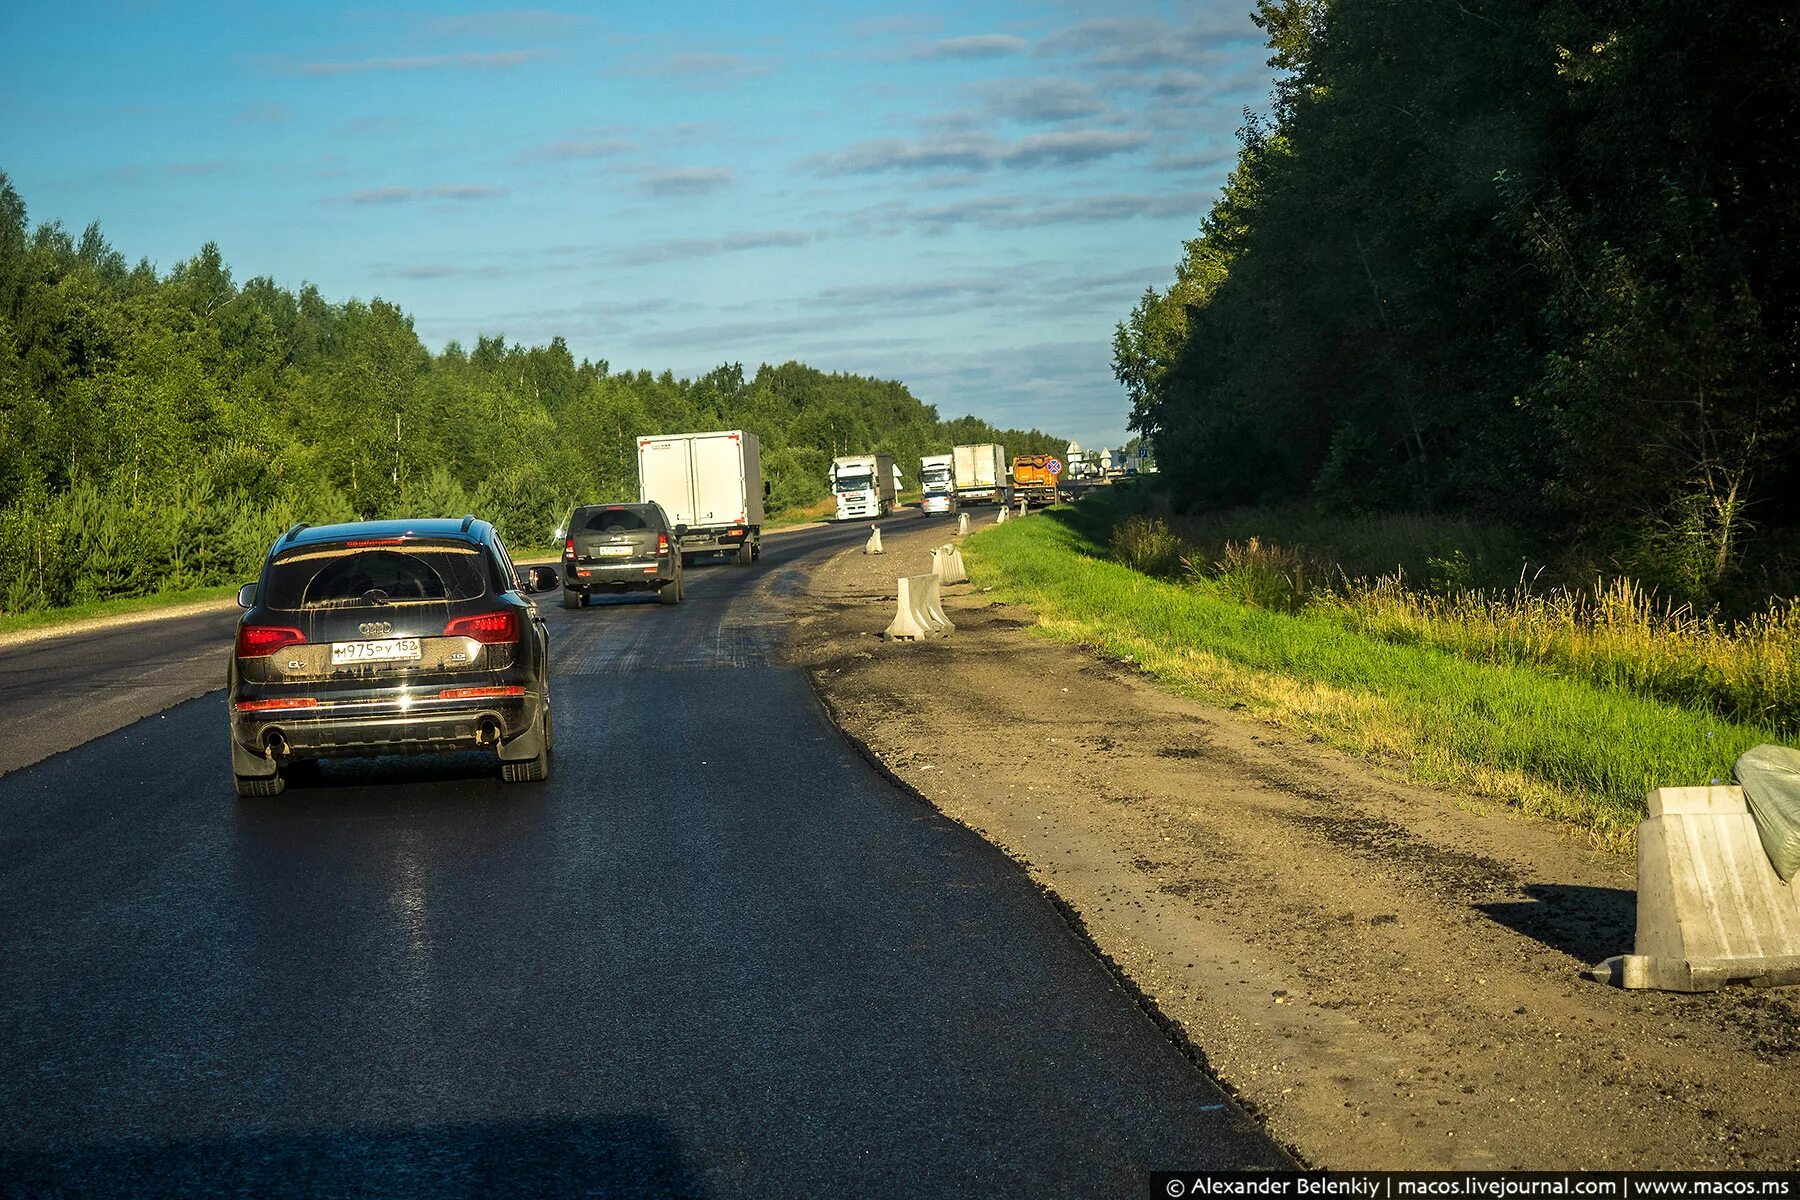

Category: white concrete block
[1592, 786, 1800, 991]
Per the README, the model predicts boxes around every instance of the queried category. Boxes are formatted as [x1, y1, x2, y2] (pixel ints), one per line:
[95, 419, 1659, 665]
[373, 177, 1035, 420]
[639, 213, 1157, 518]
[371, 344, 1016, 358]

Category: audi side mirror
[518, 565, 558, 593]
[236, 582, 257, 608]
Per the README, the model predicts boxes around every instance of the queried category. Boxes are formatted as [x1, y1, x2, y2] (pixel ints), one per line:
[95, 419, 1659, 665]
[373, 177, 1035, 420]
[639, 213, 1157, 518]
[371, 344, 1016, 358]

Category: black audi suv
[227, 517, 558, 796]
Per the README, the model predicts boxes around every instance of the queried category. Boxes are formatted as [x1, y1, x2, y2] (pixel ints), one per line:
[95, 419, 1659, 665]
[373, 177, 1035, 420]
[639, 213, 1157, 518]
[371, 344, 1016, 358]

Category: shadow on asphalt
[1475, 883, 1635, 965]
[270, 752, 515, 794]
[0, 1114, 704, 1199]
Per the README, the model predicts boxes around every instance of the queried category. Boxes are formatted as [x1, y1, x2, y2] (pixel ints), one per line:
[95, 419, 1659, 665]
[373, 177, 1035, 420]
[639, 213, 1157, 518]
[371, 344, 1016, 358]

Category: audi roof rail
[281, 522, 309, 545]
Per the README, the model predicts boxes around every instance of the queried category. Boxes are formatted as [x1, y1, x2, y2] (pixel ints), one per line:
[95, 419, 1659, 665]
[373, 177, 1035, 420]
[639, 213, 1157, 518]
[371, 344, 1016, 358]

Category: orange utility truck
[1010, 454, 1061, 507]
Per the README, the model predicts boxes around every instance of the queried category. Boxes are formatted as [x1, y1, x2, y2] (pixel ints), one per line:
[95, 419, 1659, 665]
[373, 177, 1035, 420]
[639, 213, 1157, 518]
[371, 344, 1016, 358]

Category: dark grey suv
[227, 517, 558, 797]
[559, 502, 685, 608]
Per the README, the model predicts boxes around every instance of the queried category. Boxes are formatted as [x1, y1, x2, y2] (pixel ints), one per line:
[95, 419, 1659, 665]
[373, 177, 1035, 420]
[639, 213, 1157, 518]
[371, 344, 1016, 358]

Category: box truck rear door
[691, 433, 745, 525]
[640, 440, 697, 527]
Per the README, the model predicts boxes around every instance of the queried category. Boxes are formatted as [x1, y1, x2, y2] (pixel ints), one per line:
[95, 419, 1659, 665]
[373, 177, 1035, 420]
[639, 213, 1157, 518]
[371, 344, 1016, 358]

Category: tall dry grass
[1319, 575, 1800, 734]
[1109, 512, 1800, 736]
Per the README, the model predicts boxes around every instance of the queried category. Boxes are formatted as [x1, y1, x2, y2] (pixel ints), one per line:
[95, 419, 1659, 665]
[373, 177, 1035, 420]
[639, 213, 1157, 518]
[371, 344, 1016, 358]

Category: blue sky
[0, 1, 1275, 447]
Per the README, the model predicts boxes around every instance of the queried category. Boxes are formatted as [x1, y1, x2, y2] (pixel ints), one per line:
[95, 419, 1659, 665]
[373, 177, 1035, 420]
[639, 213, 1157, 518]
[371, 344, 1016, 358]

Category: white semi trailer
[830, 453, 898, 520]
[637, 429, 765, 566]
[952, 443, 1009, 506]
[919, 453, 956, 515]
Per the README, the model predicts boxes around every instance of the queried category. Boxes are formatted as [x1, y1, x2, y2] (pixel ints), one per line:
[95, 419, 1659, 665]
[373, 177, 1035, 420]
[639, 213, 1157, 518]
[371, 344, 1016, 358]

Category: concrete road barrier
[995, 507, 1008, 525]
[932, 543, 968, 585]
[865, 526, 884, 555]
[885, 574, 955, 640]
[1016, 498, 1028, 517]
[957, 512, 970, 537]
[1589, 786, 1800, 991]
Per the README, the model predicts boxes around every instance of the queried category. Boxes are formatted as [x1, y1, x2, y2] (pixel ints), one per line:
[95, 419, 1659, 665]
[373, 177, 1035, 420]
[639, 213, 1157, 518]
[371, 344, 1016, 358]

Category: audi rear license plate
[330, 637, 422, 666]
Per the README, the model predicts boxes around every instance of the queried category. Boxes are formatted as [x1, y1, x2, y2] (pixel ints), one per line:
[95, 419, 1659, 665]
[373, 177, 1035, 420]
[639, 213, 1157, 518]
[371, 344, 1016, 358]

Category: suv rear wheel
[660, 574, 682, 605]
[561, 588, 583, 609]
[501, 708, 551, 783]
[233, 770, 285, 798]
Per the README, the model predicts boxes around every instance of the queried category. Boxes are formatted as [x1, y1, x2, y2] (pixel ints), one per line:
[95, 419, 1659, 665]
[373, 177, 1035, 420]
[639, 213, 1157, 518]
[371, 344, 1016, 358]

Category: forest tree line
[0, 172, 1063, 613]
[1115, 0, 1800, 604]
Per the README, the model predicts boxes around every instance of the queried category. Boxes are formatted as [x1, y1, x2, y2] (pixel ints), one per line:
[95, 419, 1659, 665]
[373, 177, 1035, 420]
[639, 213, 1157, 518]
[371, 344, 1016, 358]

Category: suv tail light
[563, 538, 575, 559]
[444, 610, 520, 644]
[657, 534, 669, 556]
[236, 625, 305, 658]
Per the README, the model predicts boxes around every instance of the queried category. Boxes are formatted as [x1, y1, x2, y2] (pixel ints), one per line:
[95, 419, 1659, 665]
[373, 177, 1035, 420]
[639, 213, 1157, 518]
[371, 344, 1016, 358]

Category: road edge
[794, 590, 1305, 1168]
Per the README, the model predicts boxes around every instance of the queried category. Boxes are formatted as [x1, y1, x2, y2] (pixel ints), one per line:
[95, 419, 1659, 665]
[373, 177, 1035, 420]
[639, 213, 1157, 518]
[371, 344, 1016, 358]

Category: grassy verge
[964, 502, 1777, 850]
[0, 584, 241, 639]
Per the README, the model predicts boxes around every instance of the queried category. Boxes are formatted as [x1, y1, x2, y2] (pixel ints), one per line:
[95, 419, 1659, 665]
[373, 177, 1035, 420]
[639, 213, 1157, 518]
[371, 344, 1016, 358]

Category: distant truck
[1011, 454, 1060, 507]
[637, 429, 765, 566]
[830, 453, 898, 520]
[919, 453, 957, 515]
[951, 443, 1009, 506]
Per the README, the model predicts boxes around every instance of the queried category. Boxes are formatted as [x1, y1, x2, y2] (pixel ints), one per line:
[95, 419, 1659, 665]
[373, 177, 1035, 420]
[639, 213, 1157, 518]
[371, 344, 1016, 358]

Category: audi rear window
[263, 542, 489, 609]
[574, 506, 657, 533]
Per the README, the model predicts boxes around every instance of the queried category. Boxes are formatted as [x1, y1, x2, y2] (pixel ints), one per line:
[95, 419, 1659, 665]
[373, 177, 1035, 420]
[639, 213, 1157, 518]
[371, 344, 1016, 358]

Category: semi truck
[637, 429, 766, 566]
[1011, 453, 1060, 507]
[919, 453, 957, 515]
[830, 453, 898, 520]
[951, 443, 1009, 506]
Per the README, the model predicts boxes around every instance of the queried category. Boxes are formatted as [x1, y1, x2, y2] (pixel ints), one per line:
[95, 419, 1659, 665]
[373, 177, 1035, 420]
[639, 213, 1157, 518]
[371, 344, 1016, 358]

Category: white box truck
[919, 453, 957, 515]
[637, 430, 765, 566]
[952, 443, 1009, 506]
[830, 453, 898, 520]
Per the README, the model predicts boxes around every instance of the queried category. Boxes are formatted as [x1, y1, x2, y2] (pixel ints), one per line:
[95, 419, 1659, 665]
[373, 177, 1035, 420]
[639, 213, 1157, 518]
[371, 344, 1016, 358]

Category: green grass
[765, 496, 839, 529]
[0, 583, 242, 639]
[964, 502, 1776, 849]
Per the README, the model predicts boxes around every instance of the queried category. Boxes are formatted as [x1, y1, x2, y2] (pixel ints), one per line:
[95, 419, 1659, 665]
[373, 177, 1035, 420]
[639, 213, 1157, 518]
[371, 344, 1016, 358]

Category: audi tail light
[236, 625, 305, 658]
[233, 697, 319, 713]
[444, 610, 520, 644]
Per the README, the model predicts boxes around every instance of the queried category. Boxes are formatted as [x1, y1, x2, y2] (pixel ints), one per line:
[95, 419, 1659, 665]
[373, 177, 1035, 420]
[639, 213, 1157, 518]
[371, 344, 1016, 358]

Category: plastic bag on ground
[1733, 744, 1800, 883]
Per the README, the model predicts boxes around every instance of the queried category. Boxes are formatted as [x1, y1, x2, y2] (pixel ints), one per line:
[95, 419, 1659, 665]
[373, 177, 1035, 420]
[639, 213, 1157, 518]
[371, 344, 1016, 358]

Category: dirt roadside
[787, 514, 1800, 1170]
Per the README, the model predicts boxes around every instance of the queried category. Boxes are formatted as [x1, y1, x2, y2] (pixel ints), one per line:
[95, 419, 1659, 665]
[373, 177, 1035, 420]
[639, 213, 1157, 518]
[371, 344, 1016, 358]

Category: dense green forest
[1115, 0, 1800, 604]
[0, 172, 1062, 613]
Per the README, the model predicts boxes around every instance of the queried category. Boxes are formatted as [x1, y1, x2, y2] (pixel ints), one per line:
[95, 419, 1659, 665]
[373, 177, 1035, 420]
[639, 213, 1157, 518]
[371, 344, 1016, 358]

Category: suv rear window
[573, 506, 660, 533]
[263, 541, 490, 610]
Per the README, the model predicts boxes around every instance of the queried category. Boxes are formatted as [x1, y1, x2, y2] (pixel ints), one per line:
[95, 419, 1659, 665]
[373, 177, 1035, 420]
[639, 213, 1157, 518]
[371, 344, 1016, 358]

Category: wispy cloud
[907, 34, 1030, 60]
[637, 52, 775, 79]
[816, 276, 1008, 309]
[334, 184, 509, 205]
[512, 137, 635, 164]
[422, 10, 590, 38]
[638, 167, 733, 197]
[633, 316, 835, 351]
[611, 228, 814, 266]
[806, 128, 1147, 175]
[293, 50, 548, 77]
[850, 191, 1207, 233]
[1038, 14, 1257, 70]
[1150, 148, 1237, 173]
[976, 78, 1107, 123]
[234, 103, 288, 125]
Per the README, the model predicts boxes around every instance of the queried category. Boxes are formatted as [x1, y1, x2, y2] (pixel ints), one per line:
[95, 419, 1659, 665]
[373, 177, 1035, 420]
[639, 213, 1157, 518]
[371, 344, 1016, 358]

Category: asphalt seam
[792, 554, 1304, 1168]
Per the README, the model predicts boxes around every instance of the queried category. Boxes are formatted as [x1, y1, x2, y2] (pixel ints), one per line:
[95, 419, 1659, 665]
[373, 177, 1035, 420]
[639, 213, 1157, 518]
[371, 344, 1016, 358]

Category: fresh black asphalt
[0, 519, 1286, 1196]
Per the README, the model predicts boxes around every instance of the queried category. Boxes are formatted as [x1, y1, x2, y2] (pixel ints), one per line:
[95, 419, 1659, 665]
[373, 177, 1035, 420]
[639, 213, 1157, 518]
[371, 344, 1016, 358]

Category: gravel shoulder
[788, 513, 1800, 1170]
